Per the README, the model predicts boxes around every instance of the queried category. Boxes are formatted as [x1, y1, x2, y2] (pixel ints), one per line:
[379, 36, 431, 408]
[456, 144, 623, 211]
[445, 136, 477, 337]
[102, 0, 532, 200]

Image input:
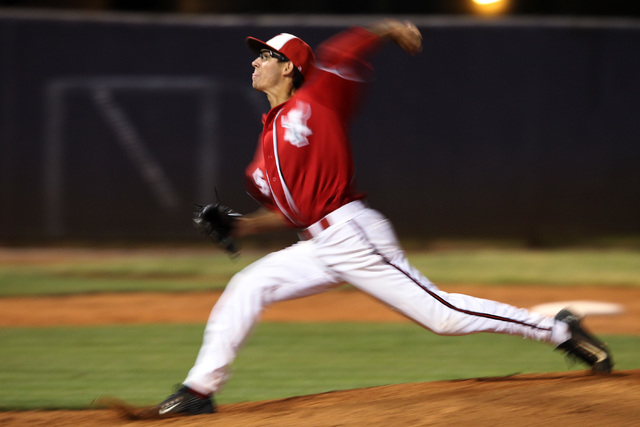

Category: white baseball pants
[184, 201, 570, 395]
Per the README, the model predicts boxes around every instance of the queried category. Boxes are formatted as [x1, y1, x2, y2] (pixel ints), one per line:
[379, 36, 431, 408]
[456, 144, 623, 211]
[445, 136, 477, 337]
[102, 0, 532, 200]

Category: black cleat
[156, 385, 216, 417]
[555, 309, 613, 374]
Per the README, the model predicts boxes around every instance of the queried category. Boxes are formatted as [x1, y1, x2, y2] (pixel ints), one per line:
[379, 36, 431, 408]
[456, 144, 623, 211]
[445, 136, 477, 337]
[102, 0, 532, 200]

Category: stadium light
[469, 0, 512, 16]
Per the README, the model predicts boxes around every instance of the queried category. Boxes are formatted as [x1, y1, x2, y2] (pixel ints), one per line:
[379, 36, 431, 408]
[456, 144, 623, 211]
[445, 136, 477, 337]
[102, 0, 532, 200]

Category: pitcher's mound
[3, 370, 639, 427]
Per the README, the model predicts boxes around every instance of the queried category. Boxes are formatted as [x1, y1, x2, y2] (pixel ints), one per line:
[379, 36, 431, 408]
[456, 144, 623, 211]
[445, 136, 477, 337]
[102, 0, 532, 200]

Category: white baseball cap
[247, 33, 316, 80]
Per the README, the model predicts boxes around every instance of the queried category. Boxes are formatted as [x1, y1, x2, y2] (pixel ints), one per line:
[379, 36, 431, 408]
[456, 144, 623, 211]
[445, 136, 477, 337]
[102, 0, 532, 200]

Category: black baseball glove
[193, 203, 242, 255]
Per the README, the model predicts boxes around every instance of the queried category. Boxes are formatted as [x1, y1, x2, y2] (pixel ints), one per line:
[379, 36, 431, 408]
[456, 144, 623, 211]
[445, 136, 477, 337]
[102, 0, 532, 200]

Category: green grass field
[1, 247, 639, 410]
[1, 248, 639, 296]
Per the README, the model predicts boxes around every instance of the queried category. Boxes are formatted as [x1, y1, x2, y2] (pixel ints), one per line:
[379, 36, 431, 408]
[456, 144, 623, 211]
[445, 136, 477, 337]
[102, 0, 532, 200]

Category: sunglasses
[259, 49, 289, 62]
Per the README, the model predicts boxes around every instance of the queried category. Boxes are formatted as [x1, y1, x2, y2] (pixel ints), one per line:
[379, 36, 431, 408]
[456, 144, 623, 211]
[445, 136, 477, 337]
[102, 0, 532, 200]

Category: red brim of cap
[247, 37, 281, 56]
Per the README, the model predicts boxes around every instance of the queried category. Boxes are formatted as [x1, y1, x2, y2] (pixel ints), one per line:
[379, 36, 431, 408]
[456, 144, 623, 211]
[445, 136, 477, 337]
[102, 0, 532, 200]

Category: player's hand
[193, 203, 242, 255]
[370, 19, 423, 55]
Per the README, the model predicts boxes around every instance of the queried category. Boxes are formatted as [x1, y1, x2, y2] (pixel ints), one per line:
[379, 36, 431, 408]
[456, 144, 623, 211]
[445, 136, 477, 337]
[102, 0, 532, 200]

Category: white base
[530, 300, 624, 317]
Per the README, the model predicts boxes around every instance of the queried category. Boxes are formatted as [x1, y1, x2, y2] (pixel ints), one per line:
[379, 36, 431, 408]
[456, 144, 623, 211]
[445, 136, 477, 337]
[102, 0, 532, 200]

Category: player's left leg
[183, 240, 342, 397]
[151, 240, 343, 417]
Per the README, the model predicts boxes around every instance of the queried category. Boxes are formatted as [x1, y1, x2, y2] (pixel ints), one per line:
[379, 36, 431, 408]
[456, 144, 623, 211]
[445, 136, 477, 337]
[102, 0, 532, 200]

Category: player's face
[251, 50, 288, 92]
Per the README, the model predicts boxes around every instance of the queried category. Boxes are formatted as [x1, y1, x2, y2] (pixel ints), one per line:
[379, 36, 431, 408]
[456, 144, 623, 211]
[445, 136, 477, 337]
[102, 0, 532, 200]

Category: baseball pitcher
[133, 19, 612, 418]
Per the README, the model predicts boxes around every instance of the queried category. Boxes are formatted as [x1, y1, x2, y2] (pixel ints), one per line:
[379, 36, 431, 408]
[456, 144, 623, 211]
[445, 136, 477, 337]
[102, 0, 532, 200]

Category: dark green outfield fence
[1, 12, 638, 243]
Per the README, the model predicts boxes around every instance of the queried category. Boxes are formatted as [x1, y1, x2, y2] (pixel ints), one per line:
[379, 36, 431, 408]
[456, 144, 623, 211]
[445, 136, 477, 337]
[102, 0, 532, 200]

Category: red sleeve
[244, 137, 276, 210]
[316, 27, 383, 71]
[303, 27, 384, 121]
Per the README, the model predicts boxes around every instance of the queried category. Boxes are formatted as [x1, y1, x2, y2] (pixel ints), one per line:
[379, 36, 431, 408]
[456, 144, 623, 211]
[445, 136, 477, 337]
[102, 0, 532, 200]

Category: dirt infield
[1, 285, 639, 334]
[1, 266, 639, 425]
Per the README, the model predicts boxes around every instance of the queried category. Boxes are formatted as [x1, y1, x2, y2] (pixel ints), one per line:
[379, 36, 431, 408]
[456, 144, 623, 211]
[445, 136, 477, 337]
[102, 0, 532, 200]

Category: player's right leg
[313, 207, 611, 372]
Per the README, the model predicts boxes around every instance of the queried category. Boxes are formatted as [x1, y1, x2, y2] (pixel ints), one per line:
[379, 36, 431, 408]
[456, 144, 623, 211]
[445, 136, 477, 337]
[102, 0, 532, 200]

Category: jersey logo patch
[281, 101, 312, 147]
[252, 167, 271, 197]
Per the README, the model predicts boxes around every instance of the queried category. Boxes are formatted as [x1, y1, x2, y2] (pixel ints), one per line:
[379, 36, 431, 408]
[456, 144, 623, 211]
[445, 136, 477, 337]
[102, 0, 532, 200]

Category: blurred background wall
[1, 1, 639, 245]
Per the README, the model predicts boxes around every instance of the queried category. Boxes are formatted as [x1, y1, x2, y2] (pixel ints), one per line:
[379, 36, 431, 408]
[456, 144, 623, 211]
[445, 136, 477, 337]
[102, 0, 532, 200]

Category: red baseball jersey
[245, 27, 382, 228]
